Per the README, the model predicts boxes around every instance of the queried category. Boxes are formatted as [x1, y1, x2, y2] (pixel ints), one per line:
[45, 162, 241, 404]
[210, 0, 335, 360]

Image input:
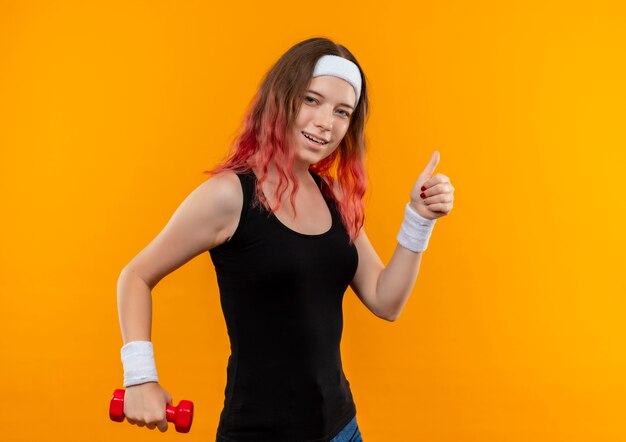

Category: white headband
[312, 55, 362, 106]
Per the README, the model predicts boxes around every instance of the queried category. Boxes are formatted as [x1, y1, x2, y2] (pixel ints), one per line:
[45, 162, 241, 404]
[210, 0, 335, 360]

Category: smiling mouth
[301, 131, 329, 145]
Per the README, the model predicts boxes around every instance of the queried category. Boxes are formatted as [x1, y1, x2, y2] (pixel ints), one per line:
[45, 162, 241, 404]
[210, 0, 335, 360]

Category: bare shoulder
[198, 171, 246, 250]
[120, 170, 244, 289]
[190, 171, 243, 241]
[196, 170, 242, 214]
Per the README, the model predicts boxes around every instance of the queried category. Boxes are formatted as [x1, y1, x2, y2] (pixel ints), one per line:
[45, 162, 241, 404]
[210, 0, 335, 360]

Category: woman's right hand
[123, 382, 173, 432]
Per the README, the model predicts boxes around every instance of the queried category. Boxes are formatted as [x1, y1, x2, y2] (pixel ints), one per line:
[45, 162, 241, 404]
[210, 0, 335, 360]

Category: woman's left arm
[350, 151, 455, 321]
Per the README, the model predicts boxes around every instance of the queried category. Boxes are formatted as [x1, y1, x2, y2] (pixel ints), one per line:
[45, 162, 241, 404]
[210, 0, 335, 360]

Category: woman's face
[289, 75, 356, 167]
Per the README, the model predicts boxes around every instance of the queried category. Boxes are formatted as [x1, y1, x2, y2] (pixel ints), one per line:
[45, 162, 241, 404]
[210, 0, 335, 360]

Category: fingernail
[420, 192, 426, 199]
[421, 186, 426, 191]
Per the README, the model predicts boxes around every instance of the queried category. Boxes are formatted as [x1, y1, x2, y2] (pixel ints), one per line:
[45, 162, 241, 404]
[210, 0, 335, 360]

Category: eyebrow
[306, 89, 355, 110]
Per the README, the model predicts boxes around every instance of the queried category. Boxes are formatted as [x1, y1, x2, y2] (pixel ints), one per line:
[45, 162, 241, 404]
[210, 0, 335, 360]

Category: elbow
[375, 294, 401, 322]
[378, 306, 400, 322]
[384, 312, 399, 322]
[118, 266, 133, 280]
[378, 314, 398, 322]
[119, 266, 155, 290]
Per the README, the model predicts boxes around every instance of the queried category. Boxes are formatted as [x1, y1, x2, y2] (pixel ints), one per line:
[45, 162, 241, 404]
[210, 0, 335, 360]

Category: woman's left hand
[409, 150, 455, 221]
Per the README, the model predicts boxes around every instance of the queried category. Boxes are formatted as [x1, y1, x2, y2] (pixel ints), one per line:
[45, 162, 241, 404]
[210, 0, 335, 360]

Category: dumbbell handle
[109, 388, 194, 433]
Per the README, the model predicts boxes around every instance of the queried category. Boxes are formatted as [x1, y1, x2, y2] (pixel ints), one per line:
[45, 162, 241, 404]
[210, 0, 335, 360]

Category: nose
[314, 107, 333, 132]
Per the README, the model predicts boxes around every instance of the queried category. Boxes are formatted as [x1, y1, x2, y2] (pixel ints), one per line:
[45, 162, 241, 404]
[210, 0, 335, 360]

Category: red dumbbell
[109, 388, 194, 433]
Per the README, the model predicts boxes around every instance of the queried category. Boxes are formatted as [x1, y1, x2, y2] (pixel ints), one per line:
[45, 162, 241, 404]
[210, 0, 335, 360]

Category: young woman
[116, 37, 455, 442]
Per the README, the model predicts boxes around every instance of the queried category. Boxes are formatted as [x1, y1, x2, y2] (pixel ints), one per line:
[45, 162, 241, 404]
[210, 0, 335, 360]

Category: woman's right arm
[116, 171, 242, 432]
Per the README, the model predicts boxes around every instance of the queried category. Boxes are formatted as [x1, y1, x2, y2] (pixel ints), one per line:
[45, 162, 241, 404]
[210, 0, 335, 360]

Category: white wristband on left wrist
[396, 202, 436, 253]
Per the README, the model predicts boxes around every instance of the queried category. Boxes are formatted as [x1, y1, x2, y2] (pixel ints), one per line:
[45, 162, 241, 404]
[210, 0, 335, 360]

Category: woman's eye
[304, 96, 350, 118]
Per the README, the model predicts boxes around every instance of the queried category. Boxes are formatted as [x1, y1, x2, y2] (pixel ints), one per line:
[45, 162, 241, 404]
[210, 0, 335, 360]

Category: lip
[302, 131, 329, 144]
[301, 132, 325, 150]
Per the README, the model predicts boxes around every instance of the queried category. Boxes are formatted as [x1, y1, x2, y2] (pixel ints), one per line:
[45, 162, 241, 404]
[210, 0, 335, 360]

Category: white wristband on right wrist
[397, 202, 436, 253]
[121, 340, 159, 387]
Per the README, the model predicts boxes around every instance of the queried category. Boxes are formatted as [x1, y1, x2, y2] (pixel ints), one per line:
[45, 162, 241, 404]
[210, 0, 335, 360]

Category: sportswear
[312, 55, 362, 106]
[120, 340, 159, 387]
[397, 202, 436, 252]
[209, 169, 359, 442]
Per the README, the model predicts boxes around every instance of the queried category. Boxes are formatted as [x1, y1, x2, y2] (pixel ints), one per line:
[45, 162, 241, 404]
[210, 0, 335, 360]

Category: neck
[251, 157, 313, 183]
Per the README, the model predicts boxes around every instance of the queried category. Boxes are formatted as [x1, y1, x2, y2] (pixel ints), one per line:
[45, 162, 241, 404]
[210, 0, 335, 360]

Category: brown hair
[204, 37, 370, 242]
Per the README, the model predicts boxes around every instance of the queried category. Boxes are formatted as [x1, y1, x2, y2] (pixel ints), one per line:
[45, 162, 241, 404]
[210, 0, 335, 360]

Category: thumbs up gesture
[409, 150, 455, 221]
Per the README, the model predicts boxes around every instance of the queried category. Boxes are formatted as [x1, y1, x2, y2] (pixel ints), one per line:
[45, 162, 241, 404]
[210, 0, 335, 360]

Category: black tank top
[209, 169, 359, 442]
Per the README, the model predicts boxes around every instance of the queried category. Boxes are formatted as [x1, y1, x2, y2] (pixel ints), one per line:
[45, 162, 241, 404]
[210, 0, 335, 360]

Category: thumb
[165, 391, 173, 406]
[419, 150, 440, 180]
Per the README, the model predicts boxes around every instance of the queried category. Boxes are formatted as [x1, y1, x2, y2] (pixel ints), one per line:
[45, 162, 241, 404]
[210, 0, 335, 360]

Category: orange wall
[1, 1, 624, 441]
